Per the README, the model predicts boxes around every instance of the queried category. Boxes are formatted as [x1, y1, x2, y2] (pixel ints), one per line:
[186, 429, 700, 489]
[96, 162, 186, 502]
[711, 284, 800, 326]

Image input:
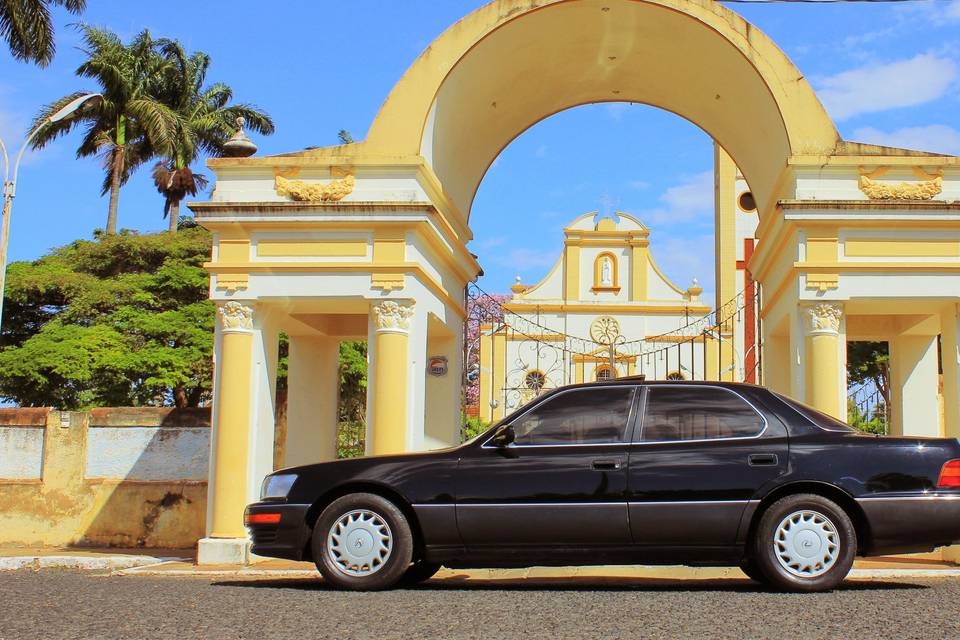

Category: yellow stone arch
[360, 0, 842, 219]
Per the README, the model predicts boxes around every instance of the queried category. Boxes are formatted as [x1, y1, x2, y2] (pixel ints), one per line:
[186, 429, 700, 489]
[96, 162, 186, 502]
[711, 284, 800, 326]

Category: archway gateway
[190, 0, 960, 564]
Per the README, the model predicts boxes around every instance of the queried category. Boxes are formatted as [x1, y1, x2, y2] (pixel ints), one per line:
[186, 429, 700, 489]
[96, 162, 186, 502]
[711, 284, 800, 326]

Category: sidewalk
[2, 548, 958, 581]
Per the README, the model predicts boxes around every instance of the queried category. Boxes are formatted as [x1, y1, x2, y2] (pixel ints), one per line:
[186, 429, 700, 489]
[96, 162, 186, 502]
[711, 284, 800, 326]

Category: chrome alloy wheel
[327, 509, 393, 577]
[773, 510, 840, 578]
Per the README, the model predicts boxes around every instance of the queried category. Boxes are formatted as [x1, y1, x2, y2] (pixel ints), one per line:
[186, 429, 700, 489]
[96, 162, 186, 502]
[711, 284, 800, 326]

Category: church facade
[478, 212, 721, 422]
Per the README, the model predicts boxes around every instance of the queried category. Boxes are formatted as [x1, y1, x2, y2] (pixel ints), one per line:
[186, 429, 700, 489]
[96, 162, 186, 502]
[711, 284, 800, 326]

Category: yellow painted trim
[564, 245, 581, 302]
[492, 332, 506, 421]
[506, 333, 565, 342]
[592, 251, 620, 291]
[630, 245, 649, 302]
[256, 239, 367, 257]
[202, 215, 481, 282]
[564, 238, 649, 248]
[502, 302, 712, 315]
[573, 354, 636, 364]
[205, 261, 466, 318]
[844, 239, 960, 258]
[797, 261, 960, 272]
[217, 239, 250, 262]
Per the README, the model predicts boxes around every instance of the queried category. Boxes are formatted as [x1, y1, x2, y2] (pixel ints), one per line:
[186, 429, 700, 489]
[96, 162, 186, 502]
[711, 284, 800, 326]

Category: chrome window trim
[480, 385, 638, 450]
[633, 384, 769, 446]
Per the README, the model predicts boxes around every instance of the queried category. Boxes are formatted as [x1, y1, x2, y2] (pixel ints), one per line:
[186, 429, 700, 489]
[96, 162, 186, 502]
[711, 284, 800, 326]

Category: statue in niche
[600, 256, 613, 286]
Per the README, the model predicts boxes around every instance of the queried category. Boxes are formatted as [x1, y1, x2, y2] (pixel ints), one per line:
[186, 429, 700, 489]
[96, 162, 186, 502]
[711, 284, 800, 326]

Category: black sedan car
[245, 380, 960, 592]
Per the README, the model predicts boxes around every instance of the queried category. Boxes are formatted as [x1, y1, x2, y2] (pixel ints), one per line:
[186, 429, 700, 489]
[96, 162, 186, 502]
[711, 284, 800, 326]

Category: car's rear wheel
[312, 492, 413, 590]
[752, 493, 856, 592]
[399, 560, 443, 585]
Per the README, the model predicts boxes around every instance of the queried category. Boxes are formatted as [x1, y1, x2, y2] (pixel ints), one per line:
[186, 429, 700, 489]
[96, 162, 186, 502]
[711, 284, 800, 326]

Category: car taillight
[938, 460, 960, 488]
[245, 512, 281, 525]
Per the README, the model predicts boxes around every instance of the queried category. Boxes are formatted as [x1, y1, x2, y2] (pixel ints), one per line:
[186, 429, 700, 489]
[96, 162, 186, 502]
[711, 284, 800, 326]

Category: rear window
[775, 393, 854, 432]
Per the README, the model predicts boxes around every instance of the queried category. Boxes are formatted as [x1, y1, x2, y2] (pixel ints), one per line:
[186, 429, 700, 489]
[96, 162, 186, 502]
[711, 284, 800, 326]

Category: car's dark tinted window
[775, 393, 854, 432]
[511, 387, 634, 445]
[640, 386, 764, 442]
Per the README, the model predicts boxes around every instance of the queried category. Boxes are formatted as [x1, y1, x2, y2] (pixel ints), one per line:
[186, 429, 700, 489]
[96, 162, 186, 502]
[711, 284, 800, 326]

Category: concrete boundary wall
[0, 408, 210, 549]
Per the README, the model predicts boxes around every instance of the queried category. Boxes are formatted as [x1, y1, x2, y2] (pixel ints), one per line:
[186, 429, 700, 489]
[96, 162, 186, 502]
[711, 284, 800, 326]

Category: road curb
[110, 563, 960, 580]
[0, 555, 188, 572]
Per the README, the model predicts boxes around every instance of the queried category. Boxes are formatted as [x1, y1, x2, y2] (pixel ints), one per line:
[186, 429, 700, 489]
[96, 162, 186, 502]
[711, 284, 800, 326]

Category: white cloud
[815, 53, 957, 121]
[652, 233, 716, 303]
[851, 124, 960, 156]
[638, 171, 713, 225]
[488, 247, 558, 273]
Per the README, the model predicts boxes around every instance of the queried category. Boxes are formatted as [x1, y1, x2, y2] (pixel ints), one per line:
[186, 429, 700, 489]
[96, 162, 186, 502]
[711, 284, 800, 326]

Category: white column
[285, 335, 340, 466]
[889, 333, 940, 437]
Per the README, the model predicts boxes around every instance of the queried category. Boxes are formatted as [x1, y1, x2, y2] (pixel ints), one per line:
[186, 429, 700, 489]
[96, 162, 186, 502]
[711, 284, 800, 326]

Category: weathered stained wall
[0, 408, 210, 549]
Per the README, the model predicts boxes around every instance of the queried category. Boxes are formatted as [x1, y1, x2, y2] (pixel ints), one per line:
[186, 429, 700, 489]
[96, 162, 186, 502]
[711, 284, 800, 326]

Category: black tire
[752, 493, 856, 592]
[312, 492, 414, 591]
[739, 557, 767, 584]
[399, 560, 443, 586]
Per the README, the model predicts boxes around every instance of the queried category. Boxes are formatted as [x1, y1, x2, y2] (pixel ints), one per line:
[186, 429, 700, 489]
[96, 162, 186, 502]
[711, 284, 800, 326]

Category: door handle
[592, 458, 623, 471]
[748, 453, 778, 467]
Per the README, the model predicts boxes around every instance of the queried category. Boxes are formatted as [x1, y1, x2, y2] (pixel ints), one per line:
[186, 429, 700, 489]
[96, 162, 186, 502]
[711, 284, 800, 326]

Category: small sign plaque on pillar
[428, 356, 448, 376]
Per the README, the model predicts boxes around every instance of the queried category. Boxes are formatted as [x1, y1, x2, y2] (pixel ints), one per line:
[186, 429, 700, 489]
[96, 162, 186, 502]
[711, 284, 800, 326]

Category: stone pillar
[889, 333, 940, 438]
[199, 301, 254, 565]
[285, 335, 340, 466]
[942, 304, 960, 439]
[804, 302, 844, 420]
[369, 300, 414, 455]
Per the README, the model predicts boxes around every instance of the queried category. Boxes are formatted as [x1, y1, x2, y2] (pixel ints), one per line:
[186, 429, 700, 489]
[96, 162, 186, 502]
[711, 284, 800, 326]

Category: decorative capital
[373, 300, 415, 333]
[218, 301, 254, 333]
[805, 302, 842, 336]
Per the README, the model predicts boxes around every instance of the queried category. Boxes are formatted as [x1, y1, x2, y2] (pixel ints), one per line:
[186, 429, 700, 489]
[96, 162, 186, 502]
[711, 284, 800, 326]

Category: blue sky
[1, 1, 959, 304]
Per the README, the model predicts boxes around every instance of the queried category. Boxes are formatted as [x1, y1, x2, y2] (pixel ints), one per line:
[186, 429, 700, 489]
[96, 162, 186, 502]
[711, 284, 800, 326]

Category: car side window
[511, 387, 634, 445]
[640, 386, 764, 442]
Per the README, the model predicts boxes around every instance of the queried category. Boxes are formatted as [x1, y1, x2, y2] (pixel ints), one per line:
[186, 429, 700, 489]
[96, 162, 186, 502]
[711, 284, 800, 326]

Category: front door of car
[456, 385, 638, 547]
[627, 385, 788, 547]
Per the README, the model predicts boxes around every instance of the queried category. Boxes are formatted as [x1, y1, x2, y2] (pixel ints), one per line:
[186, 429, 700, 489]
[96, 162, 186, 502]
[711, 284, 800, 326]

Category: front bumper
[244, 502, 312, 561]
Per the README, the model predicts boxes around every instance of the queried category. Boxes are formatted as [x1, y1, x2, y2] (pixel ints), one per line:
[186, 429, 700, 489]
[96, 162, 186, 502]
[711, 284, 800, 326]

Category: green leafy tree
[847, 341, 890, 410]
[0, 0, 84, 66]
[151, 40, 274, 232]
[30, 25, 175, 234]
[0, 228, 214, 409]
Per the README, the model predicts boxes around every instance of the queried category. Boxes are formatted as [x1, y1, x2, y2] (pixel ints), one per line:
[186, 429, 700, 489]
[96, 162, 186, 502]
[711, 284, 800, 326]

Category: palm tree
[30, 25, 175, 234]
[152, 41, 274, 232]
[0, 0, 85, 66]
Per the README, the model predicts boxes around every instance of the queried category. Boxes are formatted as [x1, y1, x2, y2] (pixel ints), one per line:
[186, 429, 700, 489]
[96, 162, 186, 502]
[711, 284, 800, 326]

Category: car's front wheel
[752, 493, 856, 592]
[312, 492, 413, 590]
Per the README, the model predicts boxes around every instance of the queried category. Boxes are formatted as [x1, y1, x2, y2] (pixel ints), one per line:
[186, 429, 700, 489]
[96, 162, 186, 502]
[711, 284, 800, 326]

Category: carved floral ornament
[274, 174, 355, 202]
[805, 302, 842, 335]
[858, 166, 943, 201]
[218, 301, 254, 331]
[373, 300, 415, 332]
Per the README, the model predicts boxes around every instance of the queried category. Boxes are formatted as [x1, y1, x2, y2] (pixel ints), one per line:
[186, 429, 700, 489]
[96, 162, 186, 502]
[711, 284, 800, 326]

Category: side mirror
[490, 424, 515, 448]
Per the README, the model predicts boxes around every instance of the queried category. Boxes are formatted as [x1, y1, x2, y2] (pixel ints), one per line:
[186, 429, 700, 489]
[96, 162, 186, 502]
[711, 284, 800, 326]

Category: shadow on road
[212, 576, 929, 594]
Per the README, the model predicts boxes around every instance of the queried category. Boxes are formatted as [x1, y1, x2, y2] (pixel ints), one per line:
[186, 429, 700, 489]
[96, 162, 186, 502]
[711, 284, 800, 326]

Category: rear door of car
[456, 385, 638, 547]
[627, 384, 788, 547]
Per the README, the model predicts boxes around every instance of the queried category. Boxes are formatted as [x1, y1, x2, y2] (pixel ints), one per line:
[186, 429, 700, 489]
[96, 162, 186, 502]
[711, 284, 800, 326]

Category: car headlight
[260, 473, 297, 500]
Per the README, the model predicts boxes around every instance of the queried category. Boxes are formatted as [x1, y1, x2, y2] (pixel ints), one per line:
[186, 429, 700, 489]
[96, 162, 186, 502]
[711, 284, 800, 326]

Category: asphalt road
[1, 571, 958, 640]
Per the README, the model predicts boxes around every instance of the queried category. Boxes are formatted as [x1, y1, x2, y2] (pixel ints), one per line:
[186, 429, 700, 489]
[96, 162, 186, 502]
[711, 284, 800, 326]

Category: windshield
[774, 393, 854, 433]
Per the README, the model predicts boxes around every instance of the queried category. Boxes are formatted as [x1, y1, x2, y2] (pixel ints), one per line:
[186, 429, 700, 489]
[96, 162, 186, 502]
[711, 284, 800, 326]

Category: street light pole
[0, 93, 102, 332]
